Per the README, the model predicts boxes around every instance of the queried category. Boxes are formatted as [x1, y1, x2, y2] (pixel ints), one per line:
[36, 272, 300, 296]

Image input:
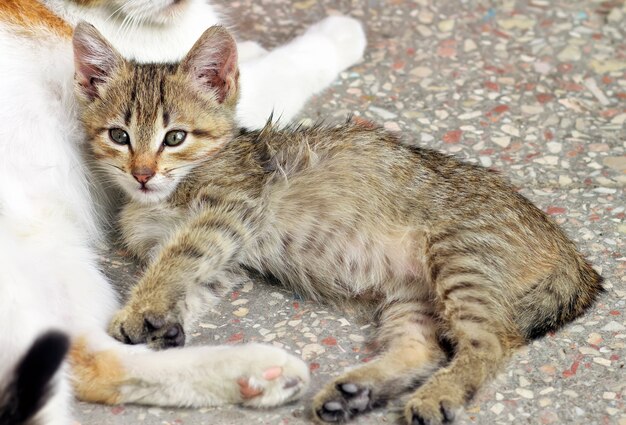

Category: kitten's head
[69, 0, 193, 25]
[73, 22, 239, 204]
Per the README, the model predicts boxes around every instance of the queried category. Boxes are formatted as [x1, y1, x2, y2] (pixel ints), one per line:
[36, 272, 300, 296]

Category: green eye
[109, 128, 129, 145]
[164, 130, 187, 147]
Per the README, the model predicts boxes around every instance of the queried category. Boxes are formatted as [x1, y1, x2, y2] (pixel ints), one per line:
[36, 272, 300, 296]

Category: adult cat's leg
[313, 301, 446, 423]
[236, 16, 366, 129]
[403, 260, 524, 425]
[70, 330, 309, 409]
[237, 41, 269, 62]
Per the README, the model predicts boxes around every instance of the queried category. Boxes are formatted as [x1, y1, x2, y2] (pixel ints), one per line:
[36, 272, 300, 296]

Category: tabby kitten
[75, 23, 603, 425]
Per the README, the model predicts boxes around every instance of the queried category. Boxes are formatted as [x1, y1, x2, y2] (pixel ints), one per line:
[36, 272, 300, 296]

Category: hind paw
[236, 344, 310, 408]
[313, 382, 377, 422]
[237, 40, 269, 61]
[405, 392, 460, 425]
[305, 16, 366, 70]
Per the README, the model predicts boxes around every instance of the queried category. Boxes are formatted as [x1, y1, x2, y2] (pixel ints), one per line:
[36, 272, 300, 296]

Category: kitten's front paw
[235, 344, 310, 408]
[306, 16, 367, 70]
[108, 307, 185, 349]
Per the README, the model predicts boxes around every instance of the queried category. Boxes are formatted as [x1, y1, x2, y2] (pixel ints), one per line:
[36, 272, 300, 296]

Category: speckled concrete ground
[76, 1, 625, 424]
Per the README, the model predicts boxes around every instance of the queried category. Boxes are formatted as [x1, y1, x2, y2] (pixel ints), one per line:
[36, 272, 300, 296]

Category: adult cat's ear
[73, 22, 124, 101]
[179, 26, 239, 106]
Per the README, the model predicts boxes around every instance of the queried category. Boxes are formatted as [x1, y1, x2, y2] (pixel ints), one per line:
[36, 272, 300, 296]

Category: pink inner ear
[76, 63, 106, 100]
[183, 27, 239, 104]
[72, 23, 122, 101]
[208, 50, 238, 103]
[195, 49, 237, 103]
[198, 67, 223, 98]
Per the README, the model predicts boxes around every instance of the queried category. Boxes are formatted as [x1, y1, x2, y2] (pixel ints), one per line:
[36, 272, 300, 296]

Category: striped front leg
[108, 193, 257, 349]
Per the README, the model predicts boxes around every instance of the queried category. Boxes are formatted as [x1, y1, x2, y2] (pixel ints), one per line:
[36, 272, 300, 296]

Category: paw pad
[146, 321, 185, 348]
[316, 382, 373, 422]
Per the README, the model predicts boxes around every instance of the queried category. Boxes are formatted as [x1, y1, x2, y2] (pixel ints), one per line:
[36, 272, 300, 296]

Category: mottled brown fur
[76, 25, 603, 424]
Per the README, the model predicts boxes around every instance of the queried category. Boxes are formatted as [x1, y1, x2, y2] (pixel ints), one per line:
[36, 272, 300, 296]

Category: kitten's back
[232, 122, 604, 341]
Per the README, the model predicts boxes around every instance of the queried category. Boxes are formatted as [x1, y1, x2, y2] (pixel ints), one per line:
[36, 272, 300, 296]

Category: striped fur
[79, 26, 604, 425]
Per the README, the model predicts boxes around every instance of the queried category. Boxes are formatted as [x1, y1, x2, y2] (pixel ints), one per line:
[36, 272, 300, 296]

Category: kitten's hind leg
[313, 301, 446, 423]
[404, 268, 523, 425]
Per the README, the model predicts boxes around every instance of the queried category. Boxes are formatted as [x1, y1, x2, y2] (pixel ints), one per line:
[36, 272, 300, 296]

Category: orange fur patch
[0, 0, 72, 38]
[69, 337, 125, 405]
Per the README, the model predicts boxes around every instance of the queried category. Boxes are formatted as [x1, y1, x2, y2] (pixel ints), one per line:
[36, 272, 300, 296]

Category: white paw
[305, 16, 367, 70]
[236, 343, 310, 408]
[237, 40, 269, 62]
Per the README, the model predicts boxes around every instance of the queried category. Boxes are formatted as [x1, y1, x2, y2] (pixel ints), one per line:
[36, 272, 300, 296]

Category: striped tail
[518, 255, 604, 341]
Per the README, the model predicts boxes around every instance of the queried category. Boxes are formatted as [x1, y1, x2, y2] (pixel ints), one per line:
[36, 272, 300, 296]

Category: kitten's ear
[72, 22, 124, 101]
[179, 26, 239, 106]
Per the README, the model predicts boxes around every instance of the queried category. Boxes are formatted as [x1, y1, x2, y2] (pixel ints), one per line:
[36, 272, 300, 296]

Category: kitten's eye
[163, 130, 187, 147]
[109, 128, 130, 145]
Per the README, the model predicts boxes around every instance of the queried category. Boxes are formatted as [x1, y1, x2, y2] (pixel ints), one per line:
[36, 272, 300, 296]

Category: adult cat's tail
[0, 331, 69, 425]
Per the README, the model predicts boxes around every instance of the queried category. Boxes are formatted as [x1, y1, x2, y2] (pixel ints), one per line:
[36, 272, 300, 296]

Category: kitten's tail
[517, 252, 604, 340]
[0, 331, 69, 425]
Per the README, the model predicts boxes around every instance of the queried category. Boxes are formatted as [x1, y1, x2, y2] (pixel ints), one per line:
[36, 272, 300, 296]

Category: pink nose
[132, 167, 155, 184]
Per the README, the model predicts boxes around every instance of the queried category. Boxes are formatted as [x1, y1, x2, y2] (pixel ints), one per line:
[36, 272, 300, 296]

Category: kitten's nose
[132, 167, 155, 184]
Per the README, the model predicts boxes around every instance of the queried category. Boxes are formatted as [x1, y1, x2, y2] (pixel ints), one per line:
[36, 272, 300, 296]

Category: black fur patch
[0, 331, 69, 425]
[438, 334, 457, 361]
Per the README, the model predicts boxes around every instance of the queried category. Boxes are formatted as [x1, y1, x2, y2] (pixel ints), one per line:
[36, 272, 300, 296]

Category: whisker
[116, 14, 131, 39]
[103, 162, 125, 173]
[104, 2, 127, 23]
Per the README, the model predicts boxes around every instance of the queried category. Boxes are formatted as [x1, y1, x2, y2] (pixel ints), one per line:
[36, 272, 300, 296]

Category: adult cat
[0, 1, 365, 423]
